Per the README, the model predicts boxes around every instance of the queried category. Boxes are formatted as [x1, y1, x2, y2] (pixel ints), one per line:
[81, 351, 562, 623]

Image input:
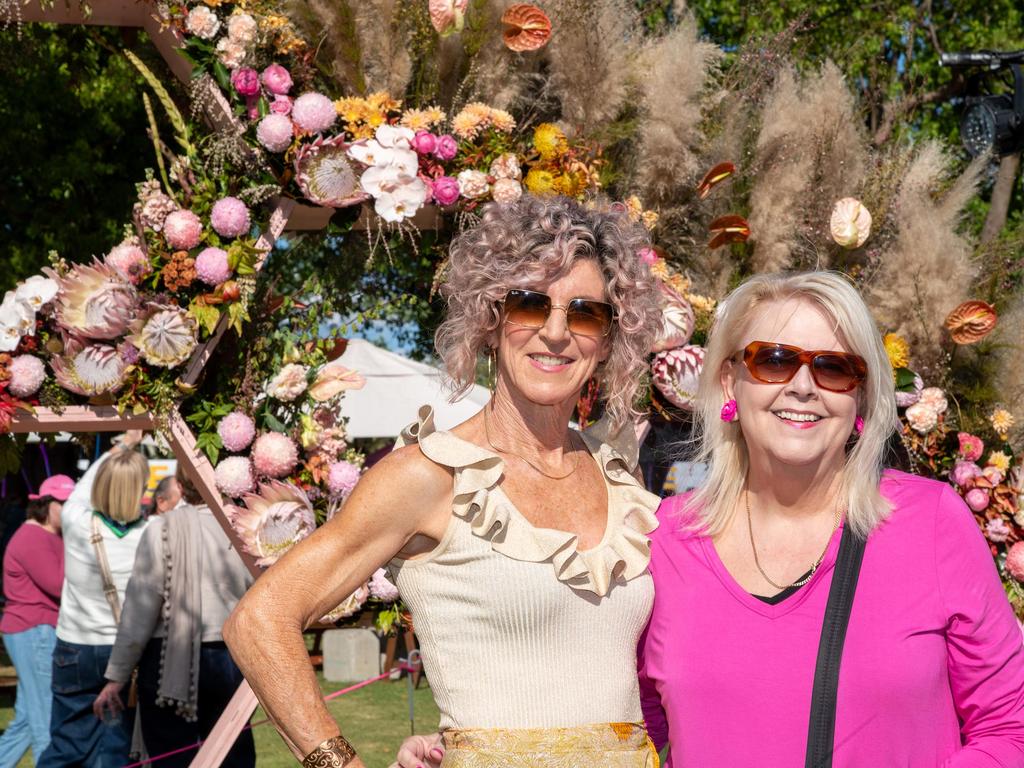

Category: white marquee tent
[337, 338, 490, 438]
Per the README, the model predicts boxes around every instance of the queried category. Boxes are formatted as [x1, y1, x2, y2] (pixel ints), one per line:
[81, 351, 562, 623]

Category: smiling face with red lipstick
[721, 298, 862, 473]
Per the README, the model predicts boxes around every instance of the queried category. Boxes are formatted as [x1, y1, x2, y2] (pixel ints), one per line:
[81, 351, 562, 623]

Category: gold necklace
[745, 490, 841, 591]
[482, 406, 581, 481]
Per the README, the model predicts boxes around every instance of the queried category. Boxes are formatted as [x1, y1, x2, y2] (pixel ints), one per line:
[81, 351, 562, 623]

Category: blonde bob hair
[90, 449, 149, 524]
[684, 271, 897, 540]
[435, 195, 661, 431]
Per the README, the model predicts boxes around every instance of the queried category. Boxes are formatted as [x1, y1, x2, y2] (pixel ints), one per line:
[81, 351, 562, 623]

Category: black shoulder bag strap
[804, 525, 867, 768]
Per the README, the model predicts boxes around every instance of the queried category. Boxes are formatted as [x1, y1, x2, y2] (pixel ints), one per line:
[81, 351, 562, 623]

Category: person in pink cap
[0, 474, 70, 766]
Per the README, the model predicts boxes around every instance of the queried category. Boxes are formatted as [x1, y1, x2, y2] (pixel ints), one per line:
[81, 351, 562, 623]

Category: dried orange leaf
[697, 162, 736, 200]
[707, 214, 750, 249]
[501, 4, 552, 52]
[945, 300, 998, 344]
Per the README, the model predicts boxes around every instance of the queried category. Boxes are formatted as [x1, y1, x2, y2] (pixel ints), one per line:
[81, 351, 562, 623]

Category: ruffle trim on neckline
[396, 405, 660, 597]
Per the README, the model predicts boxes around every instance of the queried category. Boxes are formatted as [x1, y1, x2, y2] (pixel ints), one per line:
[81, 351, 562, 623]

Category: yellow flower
[667, 274, 692, 296]
[452, 111, 484, 140]
[648, 260, 669, 280]
[641, 210, 660, 230]
[367, 91, 401, 113]
[991, 408, 1015, 437]
[533, 123, 567, 160]
[688, 294, 717, 314]
[883, 333, 910, 370]
[425, 106, 446, 125]
[524, 168, 557, 195]
[987, 450, 1011, 473]
[553, 170, 587, 197]
[366, 111, 386, 128]
[400, 108, 444, 132]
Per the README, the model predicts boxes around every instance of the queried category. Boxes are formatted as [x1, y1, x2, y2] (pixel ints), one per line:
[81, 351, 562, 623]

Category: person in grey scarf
[95, 466, 255, 767]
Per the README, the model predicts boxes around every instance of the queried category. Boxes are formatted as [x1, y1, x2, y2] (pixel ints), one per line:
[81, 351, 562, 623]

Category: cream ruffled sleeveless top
[388, 406, 660, 731]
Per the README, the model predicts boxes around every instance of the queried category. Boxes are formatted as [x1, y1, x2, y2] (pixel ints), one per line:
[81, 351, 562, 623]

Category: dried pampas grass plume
[543, 0, 642, 133]
[992, 295, 1024, 444]
[352, 0, 413, 95]
[633, 12, 722, 206]
[865, 141, 985, 375]
[747, 62, 867, 273]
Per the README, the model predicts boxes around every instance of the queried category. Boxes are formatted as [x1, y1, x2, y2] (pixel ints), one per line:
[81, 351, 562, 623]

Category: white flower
[226, 12, 257, 44]
[905, 402, 939, 433]
[216, 37, 247, 69]
[374, 186, 428, 223]
[491, 178, 523, 204]
[185, 5, 221, 39]
[0, 291, 35, 351]
[266, 363, 310, 401]
[374, 125, 415, 150]
[918, 387, 948, 415]
[457, 169, 489, 199]
[14, 275, 58, 312]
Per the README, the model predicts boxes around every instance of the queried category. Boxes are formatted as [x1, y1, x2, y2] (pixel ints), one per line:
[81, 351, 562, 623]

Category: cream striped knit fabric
[388, 407, 660, 730]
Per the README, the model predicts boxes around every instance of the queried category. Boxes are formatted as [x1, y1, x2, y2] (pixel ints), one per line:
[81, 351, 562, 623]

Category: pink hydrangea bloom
[434, 134, 458, 161]
[105, 242, 151, 285]
[985, 518, 1011, 543]
[7, 355, 45, 398]
[261, 64, 293, 95]
[256, 114, 294, 152]
[1007, 542, 1024, 582]
[291, 93, 337, 135]
[251, 432, 300, 478]
[218, 411, 256, 452]
[215, 456, 255, 497]
[231, 67, 260, 97]
[957, 432, 984, 462]
[210, 196, 251, 239]
[411, 131, 437, 155]
[327, 460, 361, 498]
[368, 567, 400, 601]
[431, 176, 460, 206]
[951, 460, 982, 488]
[195, 247, 232, 286]
[965, 487, 990, 512]
[163, 210, 203, 250]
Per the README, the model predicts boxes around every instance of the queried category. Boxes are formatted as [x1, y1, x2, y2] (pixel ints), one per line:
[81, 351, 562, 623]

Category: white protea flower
[228, 480, 316, 567]
[45, 260, 137, 340]
[50, 343, 128, 396]
[127, 304, 198, 368]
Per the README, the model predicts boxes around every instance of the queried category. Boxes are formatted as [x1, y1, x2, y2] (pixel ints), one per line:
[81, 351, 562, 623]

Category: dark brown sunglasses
[500, 289, 616, 338]
[737, 341, 867, 393]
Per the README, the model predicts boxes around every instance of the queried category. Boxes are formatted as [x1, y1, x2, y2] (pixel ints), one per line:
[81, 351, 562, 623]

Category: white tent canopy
[337, 339, 490, 438]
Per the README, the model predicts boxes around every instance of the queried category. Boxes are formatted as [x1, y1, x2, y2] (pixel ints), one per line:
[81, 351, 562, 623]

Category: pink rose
[411, 131, 437, 155]
[260, 63, 293, 96]
[433, 134, 458, 161]
[1007, 542, 1024, 582]
[269, 95, 292, 115]
[491, 178, 523, 204]
[965, 487, 990, 512]
[431, 176, 461, 206]
[231, 67, 260, 97]
[957, 432, 984, 462]
[951, 460, 982, 488]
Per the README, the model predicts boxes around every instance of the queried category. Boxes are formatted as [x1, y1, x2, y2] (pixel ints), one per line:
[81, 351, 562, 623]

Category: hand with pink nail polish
[391, 731, 444, 768]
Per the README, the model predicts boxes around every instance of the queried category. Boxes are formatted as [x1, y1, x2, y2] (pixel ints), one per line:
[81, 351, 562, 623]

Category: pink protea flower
[163, 210, 203, 250]
[45, 260, 137, 340]
[368, 567, 400, 601]
[195, 247, 232, 286]
[229, 480, 315, 567]
[251, 432, 299, 478]
[215, 456, 255, 497]
[256, 113, 294, 152]
[218, 411, 256, 452]
[327, 460, 361, 499]
[8, 355, 45, 398]
[104, 241, 151, 285]
[431, 176, 460, 206]
[210, 197, 251, 239]
[230, 67, 260, 97]
[965, 487, 990, 512]
[433, 134, 458, 161]
[126, 304, 198, 368]
[51, 343, 128, 396]
[652, 284, 695, 353]
[951, 460, 982, 488]
[985, 518, 1011, 543]
[957, 432, 984, 462]
[1007, 542, 1024, 582]
[261, 64, 293, 95]
[320, 584, 369, 623]
[651, 345, 705, 411]
[291, 93, 336, 135]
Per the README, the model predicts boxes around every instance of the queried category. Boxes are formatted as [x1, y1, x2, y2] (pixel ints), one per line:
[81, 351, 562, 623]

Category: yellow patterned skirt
[440, 722, 659, 768]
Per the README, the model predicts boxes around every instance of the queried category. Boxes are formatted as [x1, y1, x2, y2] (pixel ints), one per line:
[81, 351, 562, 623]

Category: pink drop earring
[720, 399, 738, 422]
[854, 415, 864, 434]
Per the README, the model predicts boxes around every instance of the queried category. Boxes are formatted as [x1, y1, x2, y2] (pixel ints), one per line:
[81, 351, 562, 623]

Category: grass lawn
[0, 673, 440, 768]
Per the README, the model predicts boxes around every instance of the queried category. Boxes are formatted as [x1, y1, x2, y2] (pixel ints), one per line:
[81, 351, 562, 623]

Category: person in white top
[37, 432, 149, 768]
[224, 195, 664, 768]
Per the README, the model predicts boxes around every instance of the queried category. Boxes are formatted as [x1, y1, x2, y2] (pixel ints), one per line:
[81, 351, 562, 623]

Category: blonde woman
[38, 433, 150, 768]
[639, 272, 1024, 765]
[225, 195, 663, 768]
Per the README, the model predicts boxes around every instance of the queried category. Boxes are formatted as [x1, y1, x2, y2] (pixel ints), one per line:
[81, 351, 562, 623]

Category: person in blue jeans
[0, 475, 69, 767]
[38, 436, 149, 768]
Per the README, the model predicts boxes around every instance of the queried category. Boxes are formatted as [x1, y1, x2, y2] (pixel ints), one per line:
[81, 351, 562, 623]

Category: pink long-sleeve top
[638, 470, 1024, 767]
[1, 521, 64, 634]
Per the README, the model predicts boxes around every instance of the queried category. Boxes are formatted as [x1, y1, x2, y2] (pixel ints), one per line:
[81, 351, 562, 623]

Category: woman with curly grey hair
[225, 194, 664, 768]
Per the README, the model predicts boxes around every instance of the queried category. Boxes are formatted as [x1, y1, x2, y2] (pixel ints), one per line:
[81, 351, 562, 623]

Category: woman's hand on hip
[392, 731, 444, 768]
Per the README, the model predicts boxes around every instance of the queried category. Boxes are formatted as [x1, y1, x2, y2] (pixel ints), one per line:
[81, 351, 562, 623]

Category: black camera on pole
[940, 50, 1024, 157]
